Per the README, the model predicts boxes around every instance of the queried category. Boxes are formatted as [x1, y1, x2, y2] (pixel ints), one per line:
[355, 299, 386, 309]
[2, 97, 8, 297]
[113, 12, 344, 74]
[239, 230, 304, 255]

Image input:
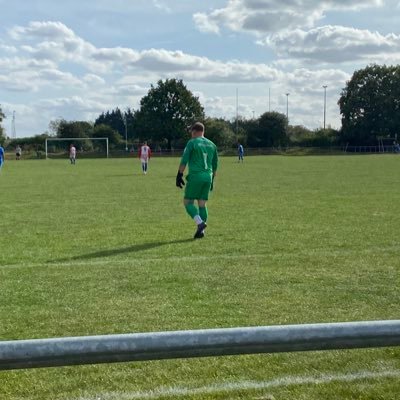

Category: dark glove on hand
[176, 171, 185, 188]
[210, 176, 214, 191]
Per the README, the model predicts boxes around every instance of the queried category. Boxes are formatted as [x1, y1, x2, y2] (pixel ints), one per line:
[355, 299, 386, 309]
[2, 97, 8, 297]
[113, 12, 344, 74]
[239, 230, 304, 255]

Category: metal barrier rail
[1, 320, 400, 370]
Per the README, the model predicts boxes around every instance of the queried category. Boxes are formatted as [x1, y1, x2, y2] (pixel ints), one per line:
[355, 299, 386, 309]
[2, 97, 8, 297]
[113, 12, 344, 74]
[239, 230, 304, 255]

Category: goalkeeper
[176, 122, 218, 239]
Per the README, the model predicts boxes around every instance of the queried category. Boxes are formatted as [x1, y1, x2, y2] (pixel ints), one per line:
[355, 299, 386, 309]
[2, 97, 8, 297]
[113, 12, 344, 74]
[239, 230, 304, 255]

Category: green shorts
[184, 173, 212, 200]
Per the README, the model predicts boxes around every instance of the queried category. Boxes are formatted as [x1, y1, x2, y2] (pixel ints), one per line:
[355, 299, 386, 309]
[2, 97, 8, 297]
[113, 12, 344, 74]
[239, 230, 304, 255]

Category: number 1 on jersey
[203, 153, 208, 169]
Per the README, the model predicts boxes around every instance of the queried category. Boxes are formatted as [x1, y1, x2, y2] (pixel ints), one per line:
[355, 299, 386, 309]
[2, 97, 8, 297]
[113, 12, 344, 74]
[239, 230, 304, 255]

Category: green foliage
[289, 125, 340, 146]
[246, 111, 289, 147]
[338, 64, 400, 144]
[204, 117, 236, 148]
[6, 133, 50, 153]
[227, 116, 247, 144]
[311, 128, 340, 146]
[92, 124, 121, 146]
[95, 108, 128, 140]
[237, 117, 258, 146]
[57, 120, 93, 139]
[288, 125, 313, 143]
[134, 79, 205, 148]
[55, 120, 93, 150]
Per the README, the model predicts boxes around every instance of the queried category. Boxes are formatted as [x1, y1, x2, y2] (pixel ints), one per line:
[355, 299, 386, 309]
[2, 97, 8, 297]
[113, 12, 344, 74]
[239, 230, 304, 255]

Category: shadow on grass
[51, 238, 194, 263]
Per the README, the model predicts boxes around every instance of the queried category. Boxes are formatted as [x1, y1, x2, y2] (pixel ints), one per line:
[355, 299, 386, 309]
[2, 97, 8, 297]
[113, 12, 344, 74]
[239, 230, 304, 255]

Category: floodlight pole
[269, 88, 271, 112]
[236, 88, 239, 136]
[124, 115, 128, 152]
[323, 85, 328, 130]
[285, 93, 290, 123]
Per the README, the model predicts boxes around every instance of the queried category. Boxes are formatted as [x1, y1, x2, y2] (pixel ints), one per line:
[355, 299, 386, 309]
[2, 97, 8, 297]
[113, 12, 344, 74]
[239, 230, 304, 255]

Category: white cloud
[152, 0, 172, 13]
[4, 22, 284, 83]
[0, 18, 383, 136]
[0, 57, 57, 71]
[8, 20, 77, 41]
[37, 96, 106, 112]
[0, 44, 17, 54]
[262, 26, 400, 63]
[0, 74, 38, 92]
[83, 74, 106, 86]
[194, 0, 383, 35]
[193, 12, 221, 34]
[8, 21, 100, 71]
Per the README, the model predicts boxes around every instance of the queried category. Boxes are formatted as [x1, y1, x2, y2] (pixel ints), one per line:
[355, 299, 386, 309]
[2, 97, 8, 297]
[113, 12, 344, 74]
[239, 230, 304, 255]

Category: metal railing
[1, 320, 400, 370]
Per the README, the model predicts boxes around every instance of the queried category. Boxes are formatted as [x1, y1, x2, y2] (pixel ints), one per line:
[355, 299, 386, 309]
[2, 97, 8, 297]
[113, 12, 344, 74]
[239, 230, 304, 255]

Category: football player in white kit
[69, 144, 76, 165]
[139, 141, 151, 174]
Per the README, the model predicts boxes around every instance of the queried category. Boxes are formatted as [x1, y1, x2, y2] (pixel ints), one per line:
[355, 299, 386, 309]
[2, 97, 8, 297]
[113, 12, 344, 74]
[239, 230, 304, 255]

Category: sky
[1, 0, 400, 137]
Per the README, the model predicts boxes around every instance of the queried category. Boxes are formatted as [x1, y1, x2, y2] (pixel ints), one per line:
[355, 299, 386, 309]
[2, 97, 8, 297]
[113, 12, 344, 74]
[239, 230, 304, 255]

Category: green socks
[199, 206, 208, 222]
[185, 203, 198, 219]
[185, 204, 208, 224]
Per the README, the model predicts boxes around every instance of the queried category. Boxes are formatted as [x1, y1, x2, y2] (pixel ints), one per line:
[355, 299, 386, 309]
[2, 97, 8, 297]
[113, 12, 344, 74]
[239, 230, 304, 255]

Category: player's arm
[176, 142, 191, 188]
[176, 163, 186, 188]
[210, 148, 218, 191]
[212, 147, 218, 176]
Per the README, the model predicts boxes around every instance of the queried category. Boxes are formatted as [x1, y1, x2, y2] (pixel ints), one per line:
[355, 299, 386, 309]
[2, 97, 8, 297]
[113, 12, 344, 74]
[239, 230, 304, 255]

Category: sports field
[0, 155, 399, 400]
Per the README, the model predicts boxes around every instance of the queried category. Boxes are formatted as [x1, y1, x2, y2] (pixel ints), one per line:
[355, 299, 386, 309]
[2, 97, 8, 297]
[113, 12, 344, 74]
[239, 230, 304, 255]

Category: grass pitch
[0, 155, 399, 399]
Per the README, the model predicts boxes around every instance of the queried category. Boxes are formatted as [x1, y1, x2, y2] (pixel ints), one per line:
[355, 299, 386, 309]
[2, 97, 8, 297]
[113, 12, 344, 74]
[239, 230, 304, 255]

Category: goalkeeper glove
[176, 171, 185, 188]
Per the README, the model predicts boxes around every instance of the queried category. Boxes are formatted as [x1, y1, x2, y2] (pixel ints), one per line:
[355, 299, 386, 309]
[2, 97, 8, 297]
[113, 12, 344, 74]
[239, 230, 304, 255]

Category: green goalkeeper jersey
[180, 137, 218, 177]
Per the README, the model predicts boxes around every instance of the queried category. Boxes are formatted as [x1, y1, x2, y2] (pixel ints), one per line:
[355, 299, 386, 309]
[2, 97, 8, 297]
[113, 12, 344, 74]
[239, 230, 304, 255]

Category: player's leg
[184, 198, 206, 238]
[198, 199, 208, 223]
[184, 198, 199, 221]
[184, 176, 207, 238]
[194, 180, 211, 238]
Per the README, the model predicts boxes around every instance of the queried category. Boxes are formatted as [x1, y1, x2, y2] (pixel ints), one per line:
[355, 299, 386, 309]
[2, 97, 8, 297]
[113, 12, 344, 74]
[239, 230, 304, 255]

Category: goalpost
[45, 137, 109, 159]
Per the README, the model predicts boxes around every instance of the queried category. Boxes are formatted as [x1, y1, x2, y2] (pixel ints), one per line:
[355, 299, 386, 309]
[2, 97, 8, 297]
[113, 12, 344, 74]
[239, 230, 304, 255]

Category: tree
[134, 79, 204, 149]
[247, 112, 288, 147]
[92, 124, 121, 146]
[57, 120, 93, 139]
[48, 118, 64, 137]
[288, 125, 313, 144]
[288, 125, 339, 146]
[203, 117, 236, 148]
[95, 108, 126, 139]
[123, 108, 135, 141]
[338, 64, 400, 145]
[56, 120, 93, 150]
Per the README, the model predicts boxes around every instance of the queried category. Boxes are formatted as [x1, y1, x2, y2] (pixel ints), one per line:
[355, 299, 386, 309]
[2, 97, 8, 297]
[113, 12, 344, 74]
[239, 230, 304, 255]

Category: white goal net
[45, 137, 109, 159]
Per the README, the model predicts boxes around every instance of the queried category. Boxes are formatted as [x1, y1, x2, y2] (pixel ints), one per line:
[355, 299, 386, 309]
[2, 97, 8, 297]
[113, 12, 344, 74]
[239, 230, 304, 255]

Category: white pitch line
[76, 369, 400, 400]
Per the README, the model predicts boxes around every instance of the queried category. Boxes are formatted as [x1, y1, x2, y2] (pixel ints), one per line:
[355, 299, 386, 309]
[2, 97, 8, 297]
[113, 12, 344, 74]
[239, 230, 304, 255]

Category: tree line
[1, 64, 400, 151]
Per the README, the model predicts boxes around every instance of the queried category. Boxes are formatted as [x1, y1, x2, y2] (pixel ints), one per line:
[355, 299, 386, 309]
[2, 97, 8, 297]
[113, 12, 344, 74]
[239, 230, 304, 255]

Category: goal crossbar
[45, 137, 109, 159]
